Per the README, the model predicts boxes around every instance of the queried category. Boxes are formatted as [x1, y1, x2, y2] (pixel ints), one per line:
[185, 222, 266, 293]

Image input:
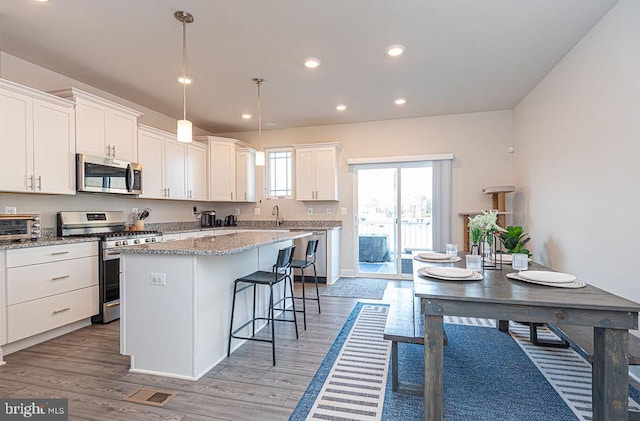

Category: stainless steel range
[58, 211, 162, 323]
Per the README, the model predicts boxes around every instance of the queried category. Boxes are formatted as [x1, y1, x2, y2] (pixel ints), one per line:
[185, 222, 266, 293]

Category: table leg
[424, 314, 444, 421]
[592, 327, 629, 421]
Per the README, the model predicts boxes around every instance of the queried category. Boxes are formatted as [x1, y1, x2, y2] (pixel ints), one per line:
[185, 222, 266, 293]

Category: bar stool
[290, 239, 320, 330]
[227, 245, 298, 366]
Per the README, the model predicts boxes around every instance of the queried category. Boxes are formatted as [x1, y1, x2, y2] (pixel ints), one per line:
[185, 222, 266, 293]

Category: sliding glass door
[356, 164, 433, 278]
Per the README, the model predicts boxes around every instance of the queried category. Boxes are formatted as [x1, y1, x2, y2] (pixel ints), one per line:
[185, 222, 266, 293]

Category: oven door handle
[104, 250, 121, 260]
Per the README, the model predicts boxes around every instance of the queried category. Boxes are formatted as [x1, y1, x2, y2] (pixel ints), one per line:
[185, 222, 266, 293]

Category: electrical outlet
[254, 208, 261, 216]
[341, 207, 347, 215]
[326, 208, 332, 214]
[235, 208, 240, 216]
[150, 273, 166, 286]
[131, 208, 138, 216]
[4, 207, 17, 214]
[307, 208, 313, 216]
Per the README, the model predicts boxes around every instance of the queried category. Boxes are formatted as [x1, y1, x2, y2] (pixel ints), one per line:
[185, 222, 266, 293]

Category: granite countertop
[119, 230, 312, 256]
[152, 220, 342, 235]
[0, 236, 99, 250]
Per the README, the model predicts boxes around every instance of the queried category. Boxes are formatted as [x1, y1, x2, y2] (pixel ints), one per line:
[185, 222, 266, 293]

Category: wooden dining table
[413, 255, 640, 421]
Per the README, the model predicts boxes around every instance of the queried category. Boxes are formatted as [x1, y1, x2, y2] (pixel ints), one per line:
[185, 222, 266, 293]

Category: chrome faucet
[272, 205, 284, 226]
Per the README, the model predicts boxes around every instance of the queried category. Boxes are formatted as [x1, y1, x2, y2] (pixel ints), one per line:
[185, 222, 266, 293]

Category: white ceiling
[0, 0, 618, 134]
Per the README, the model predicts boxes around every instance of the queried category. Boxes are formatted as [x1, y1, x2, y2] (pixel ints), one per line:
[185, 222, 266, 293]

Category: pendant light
[175, 11, 194, 143]
[253, 78, 266, 166]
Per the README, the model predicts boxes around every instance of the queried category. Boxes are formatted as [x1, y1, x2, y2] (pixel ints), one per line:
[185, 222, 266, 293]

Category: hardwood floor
[0, 282, 399, 420]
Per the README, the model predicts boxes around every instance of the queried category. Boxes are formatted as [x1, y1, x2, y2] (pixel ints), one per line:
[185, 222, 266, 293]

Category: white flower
[468, 210, 506, 243]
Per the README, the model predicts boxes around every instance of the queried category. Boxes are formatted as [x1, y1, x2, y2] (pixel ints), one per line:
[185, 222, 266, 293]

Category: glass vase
[479, 233, 502, 270]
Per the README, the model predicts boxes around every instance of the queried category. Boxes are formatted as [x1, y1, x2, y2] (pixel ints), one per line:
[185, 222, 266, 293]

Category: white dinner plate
[423, 267, 473, 278]
[518, 270, 576, 283]
[414, 255, 462, 263]
[506, 272, 586, 289]
[418, 252, 450, 260]
[418, 267, 483, 281]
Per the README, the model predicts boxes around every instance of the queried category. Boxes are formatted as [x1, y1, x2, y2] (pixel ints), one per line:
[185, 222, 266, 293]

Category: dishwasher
[293, 230, 327, 282]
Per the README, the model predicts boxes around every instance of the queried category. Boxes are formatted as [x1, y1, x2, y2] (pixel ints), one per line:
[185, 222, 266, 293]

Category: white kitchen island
[119, 230, 311, 380]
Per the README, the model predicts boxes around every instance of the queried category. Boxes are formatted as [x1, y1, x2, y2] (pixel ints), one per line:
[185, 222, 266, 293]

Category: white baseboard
[340, 269, 355, 278]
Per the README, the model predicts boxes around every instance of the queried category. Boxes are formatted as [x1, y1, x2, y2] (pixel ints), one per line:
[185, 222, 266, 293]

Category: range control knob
[134, 239, 141, 244]
[115, 241, 121, 246]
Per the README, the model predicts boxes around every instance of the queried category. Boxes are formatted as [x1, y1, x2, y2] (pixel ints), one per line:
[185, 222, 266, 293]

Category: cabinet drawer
[7, 285, 99, 343]
[7, 256, 98, 305]
[6, 242, 98, 267]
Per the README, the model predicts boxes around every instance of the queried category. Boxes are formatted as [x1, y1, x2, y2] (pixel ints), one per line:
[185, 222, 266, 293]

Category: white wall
[513, 0, 640, 328]
[218, 111, 514, 275]
[0, 51, 513, 276]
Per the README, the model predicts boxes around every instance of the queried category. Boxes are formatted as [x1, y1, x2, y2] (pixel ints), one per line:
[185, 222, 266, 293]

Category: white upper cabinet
[295, 143, 340, 201]
[0, 79, 75, 195]
[164, 140, 187, 200]
[236, 148, 256, 202]
[50, 88, 141, 162]
[137, 128, 166, 199]
[138, 125, 184, 200]
[195, 136, 256, 203]
[187, 143, 208, 201]
[209, 140, 236, 202]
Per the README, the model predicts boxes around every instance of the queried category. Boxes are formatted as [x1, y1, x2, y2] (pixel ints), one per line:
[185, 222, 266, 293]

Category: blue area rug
[290, 303, 640, 420]
[383, 326, 577, 421]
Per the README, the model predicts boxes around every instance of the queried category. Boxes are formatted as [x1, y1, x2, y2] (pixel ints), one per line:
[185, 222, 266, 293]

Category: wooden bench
[530, 323, 640, 366]
[383, 285, 426, 395]
[537, 324, 640, 366]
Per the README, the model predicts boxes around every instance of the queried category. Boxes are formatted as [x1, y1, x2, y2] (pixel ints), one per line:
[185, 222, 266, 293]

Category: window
[266, 148, 292, 198]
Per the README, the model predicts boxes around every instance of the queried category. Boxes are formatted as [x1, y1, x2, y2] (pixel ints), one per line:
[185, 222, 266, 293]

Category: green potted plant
[498, 226, 531, 256]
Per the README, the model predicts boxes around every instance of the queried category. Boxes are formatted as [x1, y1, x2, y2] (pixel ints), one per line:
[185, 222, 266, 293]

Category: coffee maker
[200, 210, 216, 227]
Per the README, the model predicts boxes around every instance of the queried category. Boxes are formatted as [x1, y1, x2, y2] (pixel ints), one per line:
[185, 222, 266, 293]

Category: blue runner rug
[290, 303, 640, 421]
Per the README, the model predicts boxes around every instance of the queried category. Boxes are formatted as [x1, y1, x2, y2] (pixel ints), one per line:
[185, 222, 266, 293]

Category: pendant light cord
[182, 20, 188, 121]
[257, 81, 262, 152]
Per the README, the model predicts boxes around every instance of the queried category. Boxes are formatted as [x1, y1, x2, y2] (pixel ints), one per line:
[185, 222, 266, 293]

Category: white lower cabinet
[3, 242, 99, 344]
[7, 286, 98, 343]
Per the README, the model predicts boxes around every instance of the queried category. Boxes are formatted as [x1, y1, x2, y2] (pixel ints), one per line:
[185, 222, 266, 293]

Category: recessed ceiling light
[386, 44, 405, 57]
[241, 113, 252, 119]
[35, 0, 50, 2]
[266, 122, 277, 127]
[336, 104, 347, 111]
[176, 75, 193, 84]
[394, 98, 406, 105]
[304, 58, 321, 68]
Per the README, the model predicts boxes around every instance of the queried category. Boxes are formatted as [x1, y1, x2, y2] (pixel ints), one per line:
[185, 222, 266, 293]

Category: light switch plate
[307, 208, 313, 216]
[254, 208, 261, 215]
[326, 208, 332, 214]
[234, 208, 240, 216]
[341, 207, 347, 215]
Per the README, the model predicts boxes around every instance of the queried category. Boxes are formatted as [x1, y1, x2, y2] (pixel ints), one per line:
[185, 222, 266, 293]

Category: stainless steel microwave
[77, 154, 142, 195]
[0, 214, 41, 241]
